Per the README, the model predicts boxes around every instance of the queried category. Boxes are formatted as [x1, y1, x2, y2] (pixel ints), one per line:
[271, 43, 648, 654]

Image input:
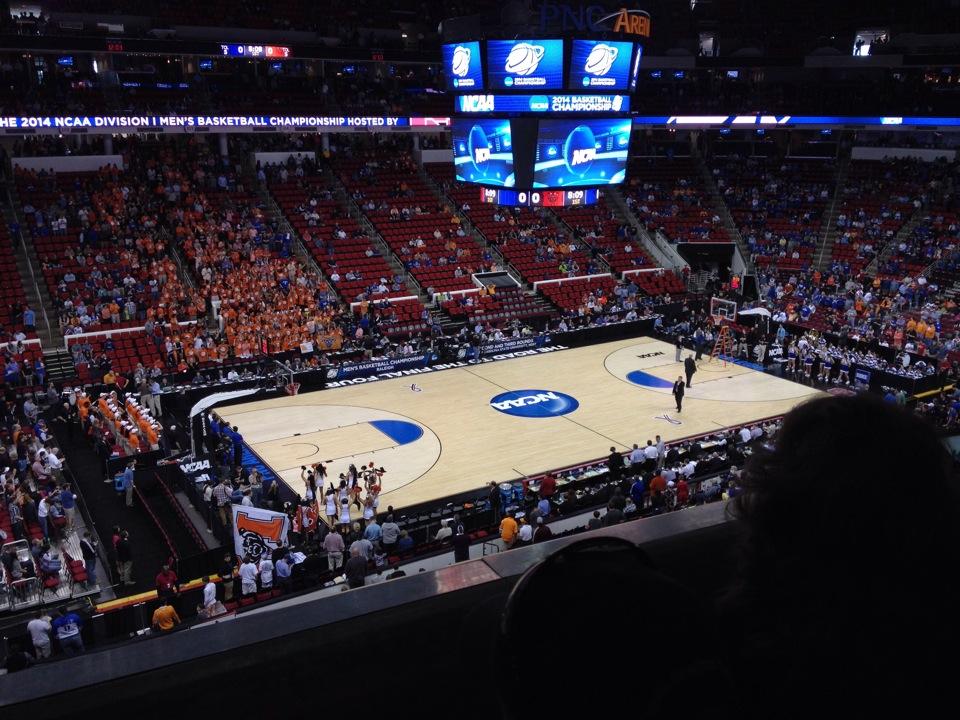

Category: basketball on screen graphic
[584, 43, 619, 76]
[505, 43, 545, 76]
[451, 45, 471, 77]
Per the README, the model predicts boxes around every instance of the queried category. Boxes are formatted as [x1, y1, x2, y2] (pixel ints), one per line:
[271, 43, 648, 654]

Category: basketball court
[218, 336, 822, 509]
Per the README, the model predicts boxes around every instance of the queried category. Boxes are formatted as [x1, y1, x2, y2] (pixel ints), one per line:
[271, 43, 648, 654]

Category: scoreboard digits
[479, 187, 599, 207]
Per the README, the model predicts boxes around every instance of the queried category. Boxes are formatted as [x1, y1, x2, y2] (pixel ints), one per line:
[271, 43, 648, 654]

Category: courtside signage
[489, 389, 580, 417]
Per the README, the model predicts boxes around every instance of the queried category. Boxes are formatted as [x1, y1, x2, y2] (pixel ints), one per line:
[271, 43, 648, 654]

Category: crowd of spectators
[711, 156, 834, 269]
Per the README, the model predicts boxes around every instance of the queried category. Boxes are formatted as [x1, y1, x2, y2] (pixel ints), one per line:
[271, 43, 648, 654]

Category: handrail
[63, 320, 200, 350]
[133, 484, 179, 565]
[155, 472, 206, 553]
[3, 182, 54, 341]
[533, 272, 614, 289]
[59, 458, 116, 588]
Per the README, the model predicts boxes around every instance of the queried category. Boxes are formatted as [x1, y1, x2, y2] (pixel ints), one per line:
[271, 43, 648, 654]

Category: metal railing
[3, 182, 54, 342]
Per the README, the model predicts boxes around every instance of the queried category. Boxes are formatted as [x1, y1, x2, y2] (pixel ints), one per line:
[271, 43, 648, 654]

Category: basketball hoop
[707, 297, 739, 368]
[285, 382, 301, 396]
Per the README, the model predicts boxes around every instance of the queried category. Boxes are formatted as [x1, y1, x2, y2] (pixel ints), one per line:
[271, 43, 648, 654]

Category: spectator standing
[219, 554, 236, 602]
[202, 576, 217, 610]
[52, 607, 84, 656]
[603, 503, 624, 526]
[151, 599, 180, 633]
[155, 563, 179, 601]
[607, 447, 624, 481]
[488, 481, 502, 523]
[116, 530, 134, 587]
[380, 514, 400, 555]
[533, 517, 553, 543]
[259, 554, 274, 591]
[516, 519, 534, 546]
[275, 553, 293, 593]
[344, 546, 367, 589]
[79, 532, 98, 587]
[60, 484, 76, 529]
[213, 477, 233, 532]
[238, 556, 258, 597]
[452, 527, 471, 562]
[26, 613, 53, 659]
[500, 510, 519, 549]
[323, 526, 345, 571]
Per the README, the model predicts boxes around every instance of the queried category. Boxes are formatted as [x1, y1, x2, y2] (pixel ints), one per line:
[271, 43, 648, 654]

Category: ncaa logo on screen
[564, 125, 597, 174]
[490, 389, 580, 418]
[467, 125, 491, 171]
[505, 43, 545, 76]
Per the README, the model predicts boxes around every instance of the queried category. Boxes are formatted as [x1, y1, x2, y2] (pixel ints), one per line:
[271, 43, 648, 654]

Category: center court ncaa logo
[489, 389, 580, 418]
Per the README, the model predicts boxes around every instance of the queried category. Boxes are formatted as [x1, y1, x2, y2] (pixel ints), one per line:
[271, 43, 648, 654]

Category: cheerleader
[837, 353, 851, 385]
[802, 351, 814, 381]
[786, 342, 797, 374]
[300, 466, 317, 504]
[324, 488, 338, 528]
[362, 495, 375, 523]
[349, 480, 363, 511]
[819, 353, 833, 384]
[362, 462, 378, 493]
[338, 496, 352, 529]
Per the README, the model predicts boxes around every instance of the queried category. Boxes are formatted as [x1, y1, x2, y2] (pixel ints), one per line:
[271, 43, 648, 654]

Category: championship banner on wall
[469, 334, 551, 358]
[232, 505, 290, 561]
[328, 352, 435, 381]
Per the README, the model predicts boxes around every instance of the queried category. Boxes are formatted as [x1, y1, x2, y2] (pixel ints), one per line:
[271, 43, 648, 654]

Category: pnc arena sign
[538, 3, 652, 37]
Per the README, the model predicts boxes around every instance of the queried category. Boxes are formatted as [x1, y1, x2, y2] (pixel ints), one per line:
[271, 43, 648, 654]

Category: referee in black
[684, 354, 698, 388]
[672, 376, 685, 413]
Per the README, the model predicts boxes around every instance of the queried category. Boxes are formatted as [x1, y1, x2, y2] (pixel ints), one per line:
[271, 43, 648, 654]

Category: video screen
[442, 41, 483, 91]
[568, 40, 635, 90]
[487, 39, 564, 90]
[532, 119, 631, 188]
[452, 119, 515, 187]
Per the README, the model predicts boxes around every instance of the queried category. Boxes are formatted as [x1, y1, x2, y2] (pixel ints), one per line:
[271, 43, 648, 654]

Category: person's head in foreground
[726, 394, 960, 718]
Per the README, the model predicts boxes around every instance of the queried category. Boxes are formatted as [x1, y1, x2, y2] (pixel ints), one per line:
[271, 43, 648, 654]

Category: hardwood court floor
[218, 337, 822, 510]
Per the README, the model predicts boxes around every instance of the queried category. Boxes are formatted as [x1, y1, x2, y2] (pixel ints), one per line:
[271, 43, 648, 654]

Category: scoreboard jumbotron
[441, 30, 645, 207]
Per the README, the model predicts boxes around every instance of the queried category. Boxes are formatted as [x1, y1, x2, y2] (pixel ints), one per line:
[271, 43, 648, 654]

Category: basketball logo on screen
[451, 45, 472, 77]
[505, 43, 545, 76]
[563, 125, 597, 175]
[467, 124, 491, 173]
[490, 389, 579, 418]
[584, 43, 619, 76]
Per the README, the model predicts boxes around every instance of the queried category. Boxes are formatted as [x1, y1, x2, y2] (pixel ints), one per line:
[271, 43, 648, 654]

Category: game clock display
[479, 187, 599, 207]
[533, 119, 631, 188]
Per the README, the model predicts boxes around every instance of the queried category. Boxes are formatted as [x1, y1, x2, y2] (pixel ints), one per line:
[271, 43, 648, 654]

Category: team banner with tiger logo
[232, 505, 290, 561]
